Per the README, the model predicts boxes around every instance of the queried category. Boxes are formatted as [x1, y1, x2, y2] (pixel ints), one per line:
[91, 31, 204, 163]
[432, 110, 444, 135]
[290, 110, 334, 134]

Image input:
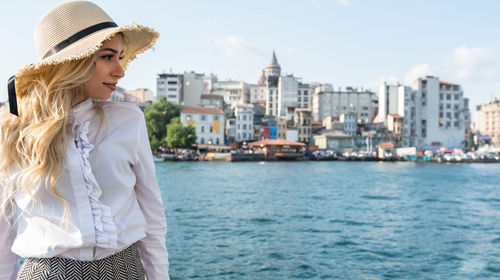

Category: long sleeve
[0, 203, 20, 280]
[132, 115, 170, 280]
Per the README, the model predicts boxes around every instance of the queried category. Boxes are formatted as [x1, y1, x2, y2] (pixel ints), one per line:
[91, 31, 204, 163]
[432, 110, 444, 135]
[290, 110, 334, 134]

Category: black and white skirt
[17, 243, 145, 280]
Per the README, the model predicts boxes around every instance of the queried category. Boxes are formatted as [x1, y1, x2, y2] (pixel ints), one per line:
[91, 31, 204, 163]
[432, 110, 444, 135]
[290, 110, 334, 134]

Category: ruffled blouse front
[71, 99, 117, 249]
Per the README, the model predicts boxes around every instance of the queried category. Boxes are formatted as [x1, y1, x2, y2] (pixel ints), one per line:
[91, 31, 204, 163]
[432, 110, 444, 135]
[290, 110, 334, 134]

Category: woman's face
[82, 34, 125, 101]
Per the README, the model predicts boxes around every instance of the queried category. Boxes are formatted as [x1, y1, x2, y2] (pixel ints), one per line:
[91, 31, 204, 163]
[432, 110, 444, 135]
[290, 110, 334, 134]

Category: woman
[0, 1, 169, 279]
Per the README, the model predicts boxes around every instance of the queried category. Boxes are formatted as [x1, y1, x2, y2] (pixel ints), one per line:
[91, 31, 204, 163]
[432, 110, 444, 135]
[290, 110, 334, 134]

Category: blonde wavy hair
[0, 54, 105, 223]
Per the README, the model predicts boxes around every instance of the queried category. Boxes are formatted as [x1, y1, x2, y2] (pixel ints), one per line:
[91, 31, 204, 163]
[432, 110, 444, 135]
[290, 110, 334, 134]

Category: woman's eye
[102, 55, 114, 60]
[119, 56, 124, 60]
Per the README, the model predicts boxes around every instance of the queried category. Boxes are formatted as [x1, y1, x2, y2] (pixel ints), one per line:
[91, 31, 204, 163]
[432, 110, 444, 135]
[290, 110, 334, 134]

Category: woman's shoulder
[98, 101, 146, 131]
[100, 100, 144, 116]
[100, 101, 145, 122]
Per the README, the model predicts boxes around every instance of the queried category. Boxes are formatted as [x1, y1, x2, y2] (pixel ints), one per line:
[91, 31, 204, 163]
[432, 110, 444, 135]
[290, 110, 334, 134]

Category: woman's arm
[132, 114, 170, 280]
[0, 202, 20, 280]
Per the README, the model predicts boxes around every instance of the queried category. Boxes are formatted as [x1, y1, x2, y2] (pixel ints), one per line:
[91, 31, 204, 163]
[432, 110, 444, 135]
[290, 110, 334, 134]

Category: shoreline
[155, 153, 500, 163]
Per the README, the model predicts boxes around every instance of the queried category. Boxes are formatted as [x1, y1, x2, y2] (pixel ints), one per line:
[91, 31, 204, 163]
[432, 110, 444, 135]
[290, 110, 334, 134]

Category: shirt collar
[69, 98, 97, 125]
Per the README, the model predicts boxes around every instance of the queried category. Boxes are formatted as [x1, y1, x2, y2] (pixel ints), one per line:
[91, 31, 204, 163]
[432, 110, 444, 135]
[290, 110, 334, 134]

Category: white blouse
[0, 99, 169, 280]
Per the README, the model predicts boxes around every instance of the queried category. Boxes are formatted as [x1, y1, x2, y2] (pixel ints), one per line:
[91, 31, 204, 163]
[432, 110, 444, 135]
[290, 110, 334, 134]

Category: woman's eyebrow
[100, 48, 124, 54]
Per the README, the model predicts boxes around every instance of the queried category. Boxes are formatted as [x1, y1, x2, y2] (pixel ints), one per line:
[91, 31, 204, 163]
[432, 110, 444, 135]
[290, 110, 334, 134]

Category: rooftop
[375, 142, 395, 149]
[182, 106, 223, 115]
[439, 81, 459, 87]
[249, 139, 306, 147]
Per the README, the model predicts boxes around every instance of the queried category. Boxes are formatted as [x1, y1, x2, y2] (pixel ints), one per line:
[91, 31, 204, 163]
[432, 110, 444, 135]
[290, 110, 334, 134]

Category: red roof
[253, 100, 266, 105]
[439, 81, 459, 87]
[249, 139, 306, 147]
[182, 106, 223, 114]
[388, 114, 403, 118]
[201, 94, 223, 99]
[375, 142, 395, 149]
[312, 121, 322, 126]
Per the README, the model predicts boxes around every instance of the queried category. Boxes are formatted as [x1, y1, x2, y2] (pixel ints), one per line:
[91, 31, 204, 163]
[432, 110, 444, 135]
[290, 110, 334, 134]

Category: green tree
[144, 97, 180, 150]
[166, 117, 197, 148]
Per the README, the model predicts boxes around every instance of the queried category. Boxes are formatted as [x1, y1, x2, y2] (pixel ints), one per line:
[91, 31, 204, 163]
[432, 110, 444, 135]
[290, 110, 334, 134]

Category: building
[286, 128, 298, 142]
[312, 84, 375, 124]
[277, 75, 299, 118]
[201, 94, 224, 108]
[249, 84, 267, 103]
[226, 118, 237, 143]
[110, 86, 127, 102]
[157, 73, 183, 104]
[376, 82, 407, 124]
[156, 71, 205, 106]
[263, 51, 281, 117]
[387, 114, 403, 147]
[211, 80, 248, 109]
[339, 112, 357, 137]
[377, 76, 469, 148]
[475, 99, 500, 144]
[412, 76, 466, 148]
[294, 109, 313, 143]
[124, 88, 155, 103]
[235, 103, 254, 142]
[180, 106, 224, 145]
[249, 139, 306, 160]
[183, 71, 205, 106]
[265, 50, 281, 80]
[314, 131, 353, 150]
[297, 83, 313, 109]
[277, 117, 287, 139]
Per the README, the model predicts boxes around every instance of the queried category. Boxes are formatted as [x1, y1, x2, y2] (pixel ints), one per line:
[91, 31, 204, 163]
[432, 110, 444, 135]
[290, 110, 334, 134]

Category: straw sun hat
[7, 0, 159, 116]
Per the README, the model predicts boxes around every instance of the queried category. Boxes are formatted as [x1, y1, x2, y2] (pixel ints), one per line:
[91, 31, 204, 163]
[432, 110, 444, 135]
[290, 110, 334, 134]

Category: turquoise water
[156, 161, 500, 279]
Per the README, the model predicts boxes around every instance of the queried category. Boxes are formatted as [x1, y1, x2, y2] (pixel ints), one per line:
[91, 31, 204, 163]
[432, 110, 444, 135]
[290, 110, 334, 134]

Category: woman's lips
[103, 83, 116, 91]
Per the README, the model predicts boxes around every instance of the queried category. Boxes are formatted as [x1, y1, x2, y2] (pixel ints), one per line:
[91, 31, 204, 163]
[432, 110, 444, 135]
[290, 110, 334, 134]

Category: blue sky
[1, 0, 499, 113]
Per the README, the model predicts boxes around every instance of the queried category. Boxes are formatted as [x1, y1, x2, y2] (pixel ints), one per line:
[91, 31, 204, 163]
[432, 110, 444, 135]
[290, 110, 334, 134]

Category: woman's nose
[113, 60, 125, 78]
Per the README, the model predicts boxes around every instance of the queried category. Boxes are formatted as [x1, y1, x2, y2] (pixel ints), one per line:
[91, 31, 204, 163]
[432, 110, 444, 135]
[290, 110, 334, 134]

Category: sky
[1, 0, 500, 115]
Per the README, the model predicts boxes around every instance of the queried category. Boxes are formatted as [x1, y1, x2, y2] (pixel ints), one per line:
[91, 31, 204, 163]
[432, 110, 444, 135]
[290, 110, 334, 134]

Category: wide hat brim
[14, 23, 158, 98]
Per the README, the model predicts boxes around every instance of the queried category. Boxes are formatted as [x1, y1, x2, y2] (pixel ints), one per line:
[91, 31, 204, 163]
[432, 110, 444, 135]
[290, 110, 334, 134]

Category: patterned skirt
[17, 243, 145, 280]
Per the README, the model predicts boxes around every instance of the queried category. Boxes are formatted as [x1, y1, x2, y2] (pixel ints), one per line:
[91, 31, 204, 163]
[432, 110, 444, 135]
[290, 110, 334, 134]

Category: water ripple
[160, 161, 500, 279]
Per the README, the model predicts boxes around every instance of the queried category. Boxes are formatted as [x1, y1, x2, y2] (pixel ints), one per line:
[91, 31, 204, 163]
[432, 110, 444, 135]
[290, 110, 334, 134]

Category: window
[454, 121, 459, 127]
[201, 138, 204, 144]
[168, 88, 177, 91]
[454, 112, 459, 118]
[201, 126, 204, 133]
[243, 124, 247, 130]
[210, 126, 213, 132]
[454, 105, 459, 110]
[446, 104, 451, 109]
[201, 115, 206, 121]
[216, 138, 220, 145]
[304, 90, 308, 96]
[440, 94, 443, 100]
[214, 115, 219, 121]
[446, 94, 451, 100]
[439, 112, 443, 117]
[446, 112, 451, 118]
[243, 133, 247, 139]
[243, 115, 247, 121]
[168, 81, 177, 85]
[454, 94, 459, 100]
